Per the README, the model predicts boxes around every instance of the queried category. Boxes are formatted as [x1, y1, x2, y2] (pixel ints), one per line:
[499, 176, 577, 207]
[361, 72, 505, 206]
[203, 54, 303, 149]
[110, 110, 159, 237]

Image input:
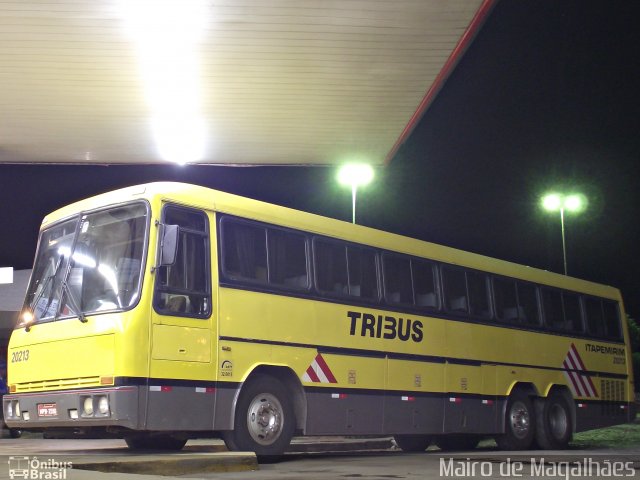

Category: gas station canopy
[0, 0, 493, 166]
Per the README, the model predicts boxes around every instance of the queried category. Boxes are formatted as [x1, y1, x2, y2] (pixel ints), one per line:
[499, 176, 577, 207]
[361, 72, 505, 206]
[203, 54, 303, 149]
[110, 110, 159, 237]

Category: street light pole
[351, 184, 357, 224]
[541, 193, 586, 276]
[338, 163, 374, 224]
[559, 206, 567, 276]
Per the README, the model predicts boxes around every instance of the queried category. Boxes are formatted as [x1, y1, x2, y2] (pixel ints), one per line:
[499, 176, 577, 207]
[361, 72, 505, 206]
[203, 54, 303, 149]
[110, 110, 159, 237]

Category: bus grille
[600, 379, 625, 416]
[14, 376, 102, 393]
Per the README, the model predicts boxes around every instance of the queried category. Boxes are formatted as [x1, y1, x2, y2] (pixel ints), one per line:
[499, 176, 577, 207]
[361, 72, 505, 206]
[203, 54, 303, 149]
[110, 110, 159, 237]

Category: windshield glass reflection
[21, 203, 148, 326]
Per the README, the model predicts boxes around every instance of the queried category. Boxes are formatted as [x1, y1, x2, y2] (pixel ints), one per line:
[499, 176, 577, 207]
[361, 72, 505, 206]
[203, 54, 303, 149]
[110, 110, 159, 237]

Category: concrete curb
[287, 437, 394, 453]
[162, 436, 395, 454]
[73, 452, 258, 476]
[71, 437, 394, 475]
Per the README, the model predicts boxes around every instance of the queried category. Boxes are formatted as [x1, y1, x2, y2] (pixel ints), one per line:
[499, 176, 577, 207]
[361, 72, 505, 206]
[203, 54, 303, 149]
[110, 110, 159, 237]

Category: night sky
[1, 0, 639, 317]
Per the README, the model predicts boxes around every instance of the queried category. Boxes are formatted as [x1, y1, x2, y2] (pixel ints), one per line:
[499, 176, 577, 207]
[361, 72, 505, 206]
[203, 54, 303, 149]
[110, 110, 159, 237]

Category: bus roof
[42, 182, 621, 300]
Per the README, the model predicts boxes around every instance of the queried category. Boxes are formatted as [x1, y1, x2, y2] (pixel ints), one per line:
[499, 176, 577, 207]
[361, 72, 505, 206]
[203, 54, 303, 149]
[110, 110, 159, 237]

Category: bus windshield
[21, 203, 148, 326]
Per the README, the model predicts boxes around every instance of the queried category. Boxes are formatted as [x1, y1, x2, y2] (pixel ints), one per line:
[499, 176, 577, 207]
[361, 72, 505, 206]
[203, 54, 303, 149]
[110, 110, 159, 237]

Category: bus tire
[535, 393, 572, 449]
[495, 391, 535, 450]
[125, 434, 187, 451]
[435, 434, 479, 451]
[223, 375, 295, 461]
[393, 434, 432, 452]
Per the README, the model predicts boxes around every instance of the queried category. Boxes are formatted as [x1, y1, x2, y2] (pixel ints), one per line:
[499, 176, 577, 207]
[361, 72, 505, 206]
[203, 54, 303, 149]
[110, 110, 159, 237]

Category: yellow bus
[4, 182, 635, 457]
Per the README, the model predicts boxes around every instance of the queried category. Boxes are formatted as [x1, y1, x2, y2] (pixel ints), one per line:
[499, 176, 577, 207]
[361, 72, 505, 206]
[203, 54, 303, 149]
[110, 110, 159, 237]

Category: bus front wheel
[535, 393, 572, 449]
[223, 375, 295, 461]
[496, 391, 535, 450]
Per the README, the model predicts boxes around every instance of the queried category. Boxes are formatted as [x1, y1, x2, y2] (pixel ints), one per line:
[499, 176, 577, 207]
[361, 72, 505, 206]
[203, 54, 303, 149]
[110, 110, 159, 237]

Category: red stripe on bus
[564, 353, 587, 395]
[314, 354, 337, 383]
[585, 374, 598, 398]
[569, 344, 587, 370]
[568, 344, 598, 397]
[306, 366, 321, 383]
[563, 359, 585, 397]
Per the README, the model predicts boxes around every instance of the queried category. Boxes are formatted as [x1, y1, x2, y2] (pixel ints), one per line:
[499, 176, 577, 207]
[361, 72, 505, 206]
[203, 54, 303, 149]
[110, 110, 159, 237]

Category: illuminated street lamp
[541, 193, 587, 275]
[337, 163, 374, 224]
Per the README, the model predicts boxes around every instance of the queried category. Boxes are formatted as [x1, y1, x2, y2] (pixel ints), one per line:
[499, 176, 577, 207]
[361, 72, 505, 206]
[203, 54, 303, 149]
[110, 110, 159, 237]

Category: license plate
[37, 403, 57, 417]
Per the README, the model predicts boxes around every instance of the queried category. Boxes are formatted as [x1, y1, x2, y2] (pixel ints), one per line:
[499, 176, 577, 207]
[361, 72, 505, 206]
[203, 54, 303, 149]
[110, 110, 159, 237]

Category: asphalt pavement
[0, 434, 638, 480]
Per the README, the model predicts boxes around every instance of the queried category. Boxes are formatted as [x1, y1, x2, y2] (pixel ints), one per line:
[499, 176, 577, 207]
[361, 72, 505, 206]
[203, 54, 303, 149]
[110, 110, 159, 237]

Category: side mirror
[159, 224, 179, 266]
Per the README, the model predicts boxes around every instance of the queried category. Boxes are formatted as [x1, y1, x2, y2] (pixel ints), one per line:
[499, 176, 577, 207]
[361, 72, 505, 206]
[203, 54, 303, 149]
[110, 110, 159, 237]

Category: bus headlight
[15, 401, 21, 418]
[98, 396, 109, 415]
[83, 397, 94, 416]
[6, 402, 13, 418]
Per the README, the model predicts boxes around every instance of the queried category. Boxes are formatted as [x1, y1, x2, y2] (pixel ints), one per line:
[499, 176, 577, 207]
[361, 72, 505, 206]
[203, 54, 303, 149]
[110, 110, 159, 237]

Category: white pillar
[0, 267, 13, 284]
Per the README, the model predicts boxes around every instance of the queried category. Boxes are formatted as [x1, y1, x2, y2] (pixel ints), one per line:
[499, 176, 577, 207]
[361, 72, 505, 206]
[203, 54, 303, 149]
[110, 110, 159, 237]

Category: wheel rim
[508, 400, 531, 439]
[549, 403, 568, 440]
[247, 393, 284, 446]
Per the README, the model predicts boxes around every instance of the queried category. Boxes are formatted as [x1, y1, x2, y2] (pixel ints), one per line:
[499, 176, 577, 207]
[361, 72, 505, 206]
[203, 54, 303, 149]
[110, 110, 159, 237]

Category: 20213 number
[11, 349, 29, 363]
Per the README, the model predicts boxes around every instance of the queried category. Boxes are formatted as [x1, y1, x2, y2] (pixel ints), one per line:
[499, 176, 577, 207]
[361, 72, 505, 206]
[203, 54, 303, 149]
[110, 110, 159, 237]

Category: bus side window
[383, 255, 413, 305]
[602, 301, 622, 340]
[314, 240, 348, 296]
[562, 293, 583, 333]
[221, 220, 267, 283]
[442, 267, 467, 314]
[347, 246, 378, 300]
[412, 259, 439, 310]
[267, 229, 308, 289]
[584, 297, 605, 337]
[516, 281, 541, 326]
[155, 206, 210, 318]
[493, 277, 518, 323]
[467, 271, 491, 318]
[542, 289, 564, 331]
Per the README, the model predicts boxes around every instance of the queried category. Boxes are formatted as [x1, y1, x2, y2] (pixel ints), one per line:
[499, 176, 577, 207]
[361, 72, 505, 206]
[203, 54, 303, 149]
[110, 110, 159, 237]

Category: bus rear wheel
[125, 434, 187, 451]
[535, 393, 572, 449]
[223, 375, 295, 461]
[393, 435, 432, 452]
[496, 391, 535, 450]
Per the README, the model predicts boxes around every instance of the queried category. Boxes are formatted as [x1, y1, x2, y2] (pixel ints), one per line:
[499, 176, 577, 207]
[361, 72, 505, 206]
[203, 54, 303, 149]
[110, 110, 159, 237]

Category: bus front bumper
[3, 386, 139, 431]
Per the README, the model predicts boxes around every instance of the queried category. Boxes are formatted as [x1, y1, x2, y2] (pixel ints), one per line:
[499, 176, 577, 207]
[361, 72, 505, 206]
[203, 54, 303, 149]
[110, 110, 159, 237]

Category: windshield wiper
[53, 216, 88, 324]
[26, 255, 65, 330]
[58, 278, 87, 323]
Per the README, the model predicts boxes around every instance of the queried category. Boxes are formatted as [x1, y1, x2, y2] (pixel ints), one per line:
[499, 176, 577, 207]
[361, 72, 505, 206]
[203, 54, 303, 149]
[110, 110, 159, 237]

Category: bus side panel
[443, 363, 499, 434]
[572, 335, 631, 432]
[385, 358, 445, 434]
[213, 383, 239, 431]
[382, 395, 445, 434]
[143, 383, 216, 431]
[304, 388, 384, 435]
[576, 402, 632, 432]
[302, 352, 386, 435]
[574, 377, 631, 433]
